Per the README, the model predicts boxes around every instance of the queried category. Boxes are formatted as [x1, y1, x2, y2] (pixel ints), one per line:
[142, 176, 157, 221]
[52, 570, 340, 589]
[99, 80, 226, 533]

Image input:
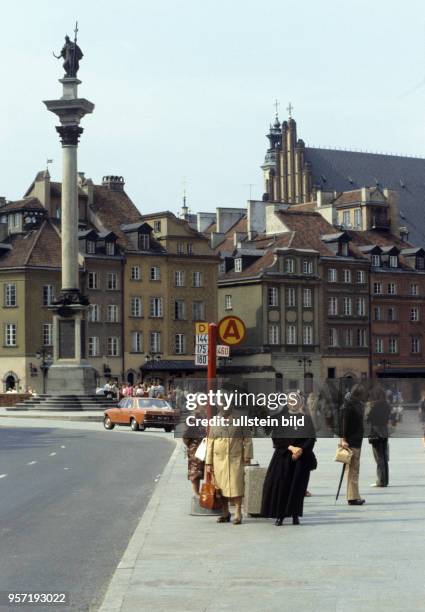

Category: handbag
[335, 445, 353, 465]
[199, 481, 223, 510]
[305, 451, 318, 471]
[194, 438, 207, 462]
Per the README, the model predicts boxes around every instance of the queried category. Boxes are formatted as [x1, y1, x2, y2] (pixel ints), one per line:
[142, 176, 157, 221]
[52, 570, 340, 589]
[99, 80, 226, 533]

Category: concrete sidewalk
[0, 407, 103, 421]
[100, 437, 425, 612]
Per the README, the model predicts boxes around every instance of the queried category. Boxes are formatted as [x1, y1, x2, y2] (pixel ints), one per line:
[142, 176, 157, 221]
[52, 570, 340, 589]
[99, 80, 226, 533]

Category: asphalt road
[0, 426, 175, 611]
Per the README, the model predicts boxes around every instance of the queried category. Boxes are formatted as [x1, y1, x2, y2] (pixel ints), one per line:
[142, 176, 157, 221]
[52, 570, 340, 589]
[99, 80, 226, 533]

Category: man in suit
[367, 383, 391, 487]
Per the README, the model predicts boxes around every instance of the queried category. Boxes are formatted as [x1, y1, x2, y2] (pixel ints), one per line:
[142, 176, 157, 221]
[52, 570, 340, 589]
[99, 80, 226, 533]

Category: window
[357, 328, 368, 347]
[174, 300, 186, 320]
[410, 307, 420, 322]
[286, 325, 296, 345]
[219, 261, 225, 273]
[374, 306, 381, 321]
[357, 297, 366, 316]
[329, 328, 338, 347]
[107, 336, 120, 356]
[88, 304, 100, 322]
[375, 337, 384, 354]
[388, 307, 397, 322]
[302, 260, 313, 274]
[5, 323, 17, 347]
[286, 288, 296, 307]
[175, 333, 186, 354]
[131, 331, 143, 353]
[411, 337, 421, 354]
[268, 287, 278, 307]
[130, 297, 142, 318]
[328, 268, 337, 282]
[88, 336, 100, 357]
[4, 283, 16, 307]
[106, 242, 115, 256]
[343, 297, 352, 316]
[371, 254, 381, 267]
[416, 256, 425, 270]
[285, 258, 295, 273]
[354, 209, 362, 229]
[388, 283, 397, 295]
[225, 295, 232, 310]
[342, 211, 350, 226]
[138, 234, 150, 250]
[269, 324, 280, 345]
[88, 272, 99, 290]
[150, 331, 161, 353]
[150, 297, 163, 318]
[87, 240, 96, 254]
[192, 271, 202, 287]
[303, 288, 312, 308]
[345, 329, 353, 347]
[150, 267, 160, 281]
[234, 258, 242, 272]
[177, 243, 185, 255]
[328, 297, 338, 316]
[43, 285, 54, 306]
[107, 304, 119, 322]
[107, 272, 118, 290]
[154, 220, 161, 233]
[193, 301, 205, 321]
[175, 271, 185, 287]
[373, 282, 382, 295]
[389, 337, 398, 354]
[410, 283, 419, 296]
[389, 255, 398, 268]
[303, 325, 313, 345]
[43, 323, 53, 346]
[131, 265, 141, 281]
[341, 242, 349, 257]
[342, 269, 351, 283]
[187, 243, 193, 255]
[356, 270, 366, 284]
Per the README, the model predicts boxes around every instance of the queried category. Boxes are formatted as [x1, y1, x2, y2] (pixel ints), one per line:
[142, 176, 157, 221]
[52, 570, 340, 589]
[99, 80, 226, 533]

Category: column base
[46, 363, 97, 396]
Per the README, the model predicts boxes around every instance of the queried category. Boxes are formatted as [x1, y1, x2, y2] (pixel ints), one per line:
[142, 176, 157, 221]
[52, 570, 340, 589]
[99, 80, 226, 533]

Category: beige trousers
[346, 447, 361, 501]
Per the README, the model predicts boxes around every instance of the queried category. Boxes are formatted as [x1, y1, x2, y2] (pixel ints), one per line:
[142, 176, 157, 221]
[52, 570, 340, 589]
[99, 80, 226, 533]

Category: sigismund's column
[43, 32, 97, 396]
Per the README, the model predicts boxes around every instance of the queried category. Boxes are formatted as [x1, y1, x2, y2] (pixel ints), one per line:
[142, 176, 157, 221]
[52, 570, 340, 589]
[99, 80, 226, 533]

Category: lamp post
[36, 348, 53, 394]
[298, 356, 312, 393]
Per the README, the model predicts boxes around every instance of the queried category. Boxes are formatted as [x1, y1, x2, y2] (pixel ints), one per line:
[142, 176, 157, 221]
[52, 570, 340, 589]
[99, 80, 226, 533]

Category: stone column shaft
[62, 144, 79, 290]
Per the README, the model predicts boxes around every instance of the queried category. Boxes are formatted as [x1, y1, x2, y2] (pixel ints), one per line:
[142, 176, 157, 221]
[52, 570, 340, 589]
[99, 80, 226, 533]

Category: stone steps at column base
[9, 395, 117, 412]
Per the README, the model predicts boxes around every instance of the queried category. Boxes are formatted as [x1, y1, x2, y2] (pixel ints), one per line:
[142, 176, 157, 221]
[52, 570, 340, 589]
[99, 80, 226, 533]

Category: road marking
[0, 474, 7, 479]
[64, 467, 69, 470]
[61, 445, 66, 449]
[49, 452, 57, 456]
[27, 461, 37, 465]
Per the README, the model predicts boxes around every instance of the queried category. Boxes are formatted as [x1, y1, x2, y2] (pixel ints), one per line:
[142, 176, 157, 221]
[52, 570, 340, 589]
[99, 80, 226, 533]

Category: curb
[99, 440, 181, 611]
[0, 413, 103, 422]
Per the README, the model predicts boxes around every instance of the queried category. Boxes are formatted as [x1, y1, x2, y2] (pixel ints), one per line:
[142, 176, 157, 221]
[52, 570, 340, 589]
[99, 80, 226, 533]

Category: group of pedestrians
[183, 379, 421, 526]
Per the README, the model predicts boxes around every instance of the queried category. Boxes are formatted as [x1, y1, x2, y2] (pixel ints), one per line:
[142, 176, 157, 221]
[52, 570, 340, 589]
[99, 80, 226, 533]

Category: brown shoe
[233, 517, 242, 525]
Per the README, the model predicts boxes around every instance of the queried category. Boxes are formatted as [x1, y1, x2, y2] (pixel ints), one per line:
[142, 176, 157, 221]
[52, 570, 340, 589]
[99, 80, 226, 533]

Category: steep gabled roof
[0, 197, 45, 213]
[0, 221, 61, 269]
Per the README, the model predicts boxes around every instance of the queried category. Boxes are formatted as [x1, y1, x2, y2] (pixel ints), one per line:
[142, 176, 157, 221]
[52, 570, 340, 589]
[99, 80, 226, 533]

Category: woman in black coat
[261, 407, 316, 526]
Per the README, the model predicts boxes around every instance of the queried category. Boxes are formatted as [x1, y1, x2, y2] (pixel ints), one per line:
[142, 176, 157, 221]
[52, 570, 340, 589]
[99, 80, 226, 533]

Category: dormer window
[416, 256, 425, 270]
[87, 240, 96, 255]
[106, 242, 115, 256]
[302, 260, 313, 274]
[234, 258, 242, 272]
[371, 254, 381, 267]
[340, 242, 349, 257]
[285, 258, 295, 273]
[138, 234, 150, 250]
[154, 220, 161, 233]
[389, 255, 398, 268]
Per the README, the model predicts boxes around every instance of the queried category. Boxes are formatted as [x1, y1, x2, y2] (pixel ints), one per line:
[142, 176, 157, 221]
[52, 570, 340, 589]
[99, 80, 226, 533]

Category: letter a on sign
[218, 316, 246, 346]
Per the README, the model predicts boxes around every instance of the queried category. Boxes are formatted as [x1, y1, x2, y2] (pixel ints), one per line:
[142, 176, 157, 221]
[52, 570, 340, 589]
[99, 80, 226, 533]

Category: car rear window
[137, 399, 172, 410]
[119, 399, 132, 408]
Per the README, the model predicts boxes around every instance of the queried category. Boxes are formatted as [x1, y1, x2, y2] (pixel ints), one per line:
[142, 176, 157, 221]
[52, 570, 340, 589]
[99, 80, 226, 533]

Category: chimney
[399, 226, 409, 242]
[102, 175, 125, 191]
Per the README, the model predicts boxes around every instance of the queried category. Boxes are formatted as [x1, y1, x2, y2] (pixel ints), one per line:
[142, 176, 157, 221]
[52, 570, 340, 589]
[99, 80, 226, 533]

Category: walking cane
[335, 463, 346, 504]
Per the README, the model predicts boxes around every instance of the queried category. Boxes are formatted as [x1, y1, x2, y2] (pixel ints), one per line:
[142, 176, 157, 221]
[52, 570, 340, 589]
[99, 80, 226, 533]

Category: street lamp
[35, 347, 53, 394]
[145, 354, 161, 364]
[298, 356, 312, 393]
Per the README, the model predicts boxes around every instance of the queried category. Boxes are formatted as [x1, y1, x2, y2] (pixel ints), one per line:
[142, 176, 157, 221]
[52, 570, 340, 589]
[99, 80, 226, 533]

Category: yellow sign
[218, 316, 246, 346]
[195, 322, 209, 335]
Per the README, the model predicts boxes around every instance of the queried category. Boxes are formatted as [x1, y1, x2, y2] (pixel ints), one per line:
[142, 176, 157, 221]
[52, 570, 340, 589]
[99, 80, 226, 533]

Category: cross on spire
[274, 99, 280, 119]
[287, 101, 294, 118]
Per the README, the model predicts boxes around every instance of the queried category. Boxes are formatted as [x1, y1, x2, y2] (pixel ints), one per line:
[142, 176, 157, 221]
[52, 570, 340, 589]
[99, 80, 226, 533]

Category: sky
[1, 0, 425, 216]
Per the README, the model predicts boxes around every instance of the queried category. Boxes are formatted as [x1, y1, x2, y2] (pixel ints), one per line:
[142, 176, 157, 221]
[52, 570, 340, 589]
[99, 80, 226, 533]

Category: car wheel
[104, 416, 114, 430]
[139, 423, 146, 432]
[130, 418, 139, 432]
[164, 426, 174, 433]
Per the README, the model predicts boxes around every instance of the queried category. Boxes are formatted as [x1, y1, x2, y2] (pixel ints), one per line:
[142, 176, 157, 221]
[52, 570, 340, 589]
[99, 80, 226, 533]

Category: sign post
[207, 323, 217, 423]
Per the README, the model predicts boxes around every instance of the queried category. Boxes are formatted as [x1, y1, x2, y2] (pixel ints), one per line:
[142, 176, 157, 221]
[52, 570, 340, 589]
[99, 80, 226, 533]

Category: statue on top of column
[53, 24, 83, 78]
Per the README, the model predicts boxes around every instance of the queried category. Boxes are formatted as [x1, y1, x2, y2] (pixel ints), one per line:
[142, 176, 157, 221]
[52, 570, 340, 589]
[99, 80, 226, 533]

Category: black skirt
[261, 449, 311, 519]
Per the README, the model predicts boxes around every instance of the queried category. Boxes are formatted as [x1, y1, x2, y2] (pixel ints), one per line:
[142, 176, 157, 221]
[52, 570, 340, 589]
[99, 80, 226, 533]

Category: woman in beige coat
[205, 418, 253, 525]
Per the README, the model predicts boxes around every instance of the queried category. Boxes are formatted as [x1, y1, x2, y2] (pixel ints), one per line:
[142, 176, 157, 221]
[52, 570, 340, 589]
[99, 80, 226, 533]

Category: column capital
[56, 125, 84, 146]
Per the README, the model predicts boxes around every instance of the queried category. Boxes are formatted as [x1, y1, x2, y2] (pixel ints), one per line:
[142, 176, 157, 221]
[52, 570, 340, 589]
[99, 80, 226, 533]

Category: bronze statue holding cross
[53, 22, 83, 78]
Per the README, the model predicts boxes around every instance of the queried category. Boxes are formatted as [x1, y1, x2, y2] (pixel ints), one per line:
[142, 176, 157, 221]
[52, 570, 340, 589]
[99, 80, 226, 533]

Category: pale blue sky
[1, 0, 425, 215]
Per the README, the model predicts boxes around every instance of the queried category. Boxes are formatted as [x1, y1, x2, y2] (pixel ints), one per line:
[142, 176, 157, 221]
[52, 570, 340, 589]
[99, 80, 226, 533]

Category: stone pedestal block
[47, 363, 97, 396]
[243, 465, 267, 516]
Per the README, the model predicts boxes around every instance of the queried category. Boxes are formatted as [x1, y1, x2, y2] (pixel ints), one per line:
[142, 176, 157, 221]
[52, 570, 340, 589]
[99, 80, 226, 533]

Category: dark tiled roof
[305, 147, 425, 245]
[0, 221, 61, 268]
[89, 185, 142, 249]
[0, 197, 44, 213]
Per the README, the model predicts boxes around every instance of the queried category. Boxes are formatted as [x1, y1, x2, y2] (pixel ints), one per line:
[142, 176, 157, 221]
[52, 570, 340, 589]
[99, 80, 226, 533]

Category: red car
[104, 397, 178, 432]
